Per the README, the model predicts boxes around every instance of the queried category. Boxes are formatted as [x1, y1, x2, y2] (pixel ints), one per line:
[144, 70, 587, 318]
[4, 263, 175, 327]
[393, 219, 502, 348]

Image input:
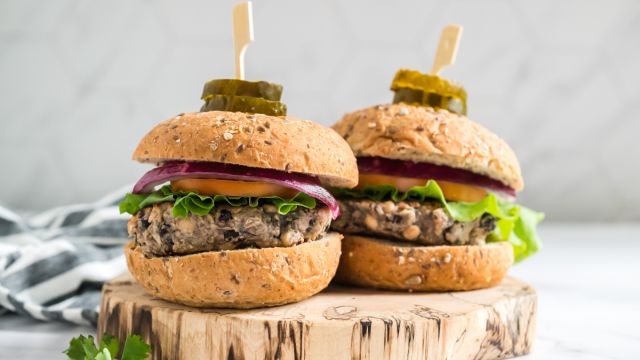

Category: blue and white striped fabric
[0, 187, 130, 326]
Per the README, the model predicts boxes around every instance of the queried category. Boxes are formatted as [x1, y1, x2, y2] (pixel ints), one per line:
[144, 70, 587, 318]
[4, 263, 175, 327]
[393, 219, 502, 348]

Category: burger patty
[331, 199, 496, 246]
[129, 202, 332, 257]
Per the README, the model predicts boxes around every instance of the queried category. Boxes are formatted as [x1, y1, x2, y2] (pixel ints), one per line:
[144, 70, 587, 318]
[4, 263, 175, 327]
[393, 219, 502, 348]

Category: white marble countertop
[1, 223, 638, 359]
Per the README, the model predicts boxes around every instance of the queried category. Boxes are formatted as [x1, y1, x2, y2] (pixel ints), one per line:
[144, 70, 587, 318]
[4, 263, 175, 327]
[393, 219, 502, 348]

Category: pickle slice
[202, 79, 283, 101]
[390, 69, 467, 115]
[201, 94, 287, 116]
[393, 87, 466, 115]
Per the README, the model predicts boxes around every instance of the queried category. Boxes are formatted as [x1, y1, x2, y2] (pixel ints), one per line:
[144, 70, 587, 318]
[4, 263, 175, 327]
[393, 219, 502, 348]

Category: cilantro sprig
[64, 334, 150, 360]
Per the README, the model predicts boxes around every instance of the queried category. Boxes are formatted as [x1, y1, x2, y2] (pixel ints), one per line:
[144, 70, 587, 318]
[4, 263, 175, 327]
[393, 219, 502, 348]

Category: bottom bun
[335, 235, 513, 291]
[125, 232, 342, 308]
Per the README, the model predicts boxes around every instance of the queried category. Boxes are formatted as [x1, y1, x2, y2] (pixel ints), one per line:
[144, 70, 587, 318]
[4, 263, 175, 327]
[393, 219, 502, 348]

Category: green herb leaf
[94, 348, 113, 360]
[65, 334, 150, 360]
[63, 335, 98, 360]
[77, 335, 98, 360]
[332, 180, 544, 262]
[119, 185, 317, 218]
[121, 335, 151, 360]
[98, 334, 119, 358]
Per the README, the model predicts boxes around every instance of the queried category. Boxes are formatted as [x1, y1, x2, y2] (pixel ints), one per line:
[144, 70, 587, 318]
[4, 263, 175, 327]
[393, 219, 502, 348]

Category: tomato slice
[170, 178, 298, 198]
[357, 174, 487, 203]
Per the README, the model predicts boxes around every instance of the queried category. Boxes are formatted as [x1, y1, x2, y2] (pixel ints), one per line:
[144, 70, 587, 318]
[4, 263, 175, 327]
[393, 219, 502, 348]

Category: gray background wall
[1, 0, 639, 221]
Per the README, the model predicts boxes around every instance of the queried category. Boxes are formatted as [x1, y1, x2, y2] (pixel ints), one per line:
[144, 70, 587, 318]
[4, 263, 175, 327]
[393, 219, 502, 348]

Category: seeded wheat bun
[133, 111, 358, 188]
[332, 103, 523, 191]
[335, 235, 513, 291]
[125, 232, 342, 308]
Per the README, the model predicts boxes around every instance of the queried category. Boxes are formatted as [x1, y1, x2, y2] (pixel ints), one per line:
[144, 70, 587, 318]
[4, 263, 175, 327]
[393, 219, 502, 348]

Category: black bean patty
[129, 202, 332, 257]
[331, 199, 496, 246]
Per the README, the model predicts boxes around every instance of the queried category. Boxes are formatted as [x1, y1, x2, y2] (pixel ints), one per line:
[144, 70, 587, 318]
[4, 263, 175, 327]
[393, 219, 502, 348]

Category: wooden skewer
[232, 1, 254, 80]
[431, 24, 463, 75]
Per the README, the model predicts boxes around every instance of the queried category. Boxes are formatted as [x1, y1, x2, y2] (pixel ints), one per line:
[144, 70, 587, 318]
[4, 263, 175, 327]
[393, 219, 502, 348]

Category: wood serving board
[98, 274, 536, 360]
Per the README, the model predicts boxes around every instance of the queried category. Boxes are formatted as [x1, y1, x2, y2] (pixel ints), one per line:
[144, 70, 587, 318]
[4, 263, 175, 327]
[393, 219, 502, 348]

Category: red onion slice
[357, 157, 517, 197]
[132, 161, 341, 219]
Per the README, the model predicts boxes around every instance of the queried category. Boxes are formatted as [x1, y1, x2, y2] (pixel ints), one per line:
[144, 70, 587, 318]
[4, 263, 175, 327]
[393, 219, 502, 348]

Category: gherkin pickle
[202, 79, 283, 101]
[201, 94, 287, 116]
[393, 87, 466, 115]
[390, 69, 467, 115]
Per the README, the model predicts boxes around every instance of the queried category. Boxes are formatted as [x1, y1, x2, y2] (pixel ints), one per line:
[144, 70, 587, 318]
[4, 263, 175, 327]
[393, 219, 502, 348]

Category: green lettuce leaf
[119, 185, 316, 218]
[332, 180, 543, 263]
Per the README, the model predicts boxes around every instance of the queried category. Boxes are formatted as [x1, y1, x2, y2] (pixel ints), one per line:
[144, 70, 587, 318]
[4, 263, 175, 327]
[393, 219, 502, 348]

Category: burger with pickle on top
[331, 69, 543, 291]
[120, 79, 358, 308]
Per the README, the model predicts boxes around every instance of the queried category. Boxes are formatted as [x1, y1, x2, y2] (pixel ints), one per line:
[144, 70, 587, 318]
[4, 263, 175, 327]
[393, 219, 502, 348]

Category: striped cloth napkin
[0, 187, 130, 326]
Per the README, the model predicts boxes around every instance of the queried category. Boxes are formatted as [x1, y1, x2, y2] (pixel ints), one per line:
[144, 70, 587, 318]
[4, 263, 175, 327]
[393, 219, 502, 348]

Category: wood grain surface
[98, 274, 536, 360]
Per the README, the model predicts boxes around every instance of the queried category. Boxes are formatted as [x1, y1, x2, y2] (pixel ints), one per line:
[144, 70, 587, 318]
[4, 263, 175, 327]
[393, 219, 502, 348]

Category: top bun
[332, 104, 523, 191]
[133, 111, 359, 188]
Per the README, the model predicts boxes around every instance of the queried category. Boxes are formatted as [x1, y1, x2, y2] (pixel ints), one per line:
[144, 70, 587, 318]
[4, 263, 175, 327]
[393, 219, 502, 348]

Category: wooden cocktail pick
[232, 1, 254, 80]
[431, 24, 463, 75]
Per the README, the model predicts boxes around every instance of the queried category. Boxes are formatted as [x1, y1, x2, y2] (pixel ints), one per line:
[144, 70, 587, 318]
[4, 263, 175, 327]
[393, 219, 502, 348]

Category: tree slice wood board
[98, 273, 536, 360]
